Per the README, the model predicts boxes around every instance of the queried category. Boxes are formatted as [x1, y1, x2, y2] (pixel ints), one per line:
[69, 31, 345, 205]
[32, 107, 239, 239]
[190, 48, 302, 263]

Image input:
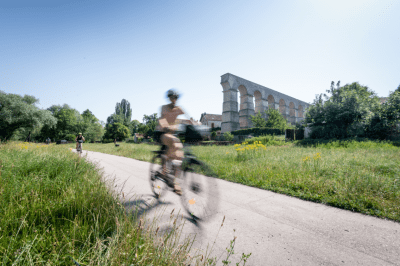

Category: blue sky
[1, 0, 399, 123]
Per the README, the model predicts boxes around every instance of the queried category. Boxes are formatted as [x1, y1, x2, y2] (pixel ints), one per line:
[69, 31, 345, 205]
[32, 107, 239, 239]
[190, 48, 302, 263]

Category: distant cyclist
[156, 89, 192, 195]
[75, 133, 85, 150]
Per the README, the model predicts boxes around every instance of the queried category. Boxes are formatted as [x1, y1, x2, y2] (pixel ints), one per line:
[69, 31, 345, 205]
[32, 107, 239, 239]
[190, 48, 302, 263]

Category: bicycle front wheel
[149, 154, 168, 198]
[180, 161, 219, 221]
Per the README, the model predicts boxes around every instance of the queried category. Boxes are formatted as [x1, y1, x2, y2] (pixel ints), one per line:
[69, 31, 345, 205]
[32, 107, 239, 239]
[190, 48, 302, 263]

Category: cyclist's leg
[161, 134, 183, 194]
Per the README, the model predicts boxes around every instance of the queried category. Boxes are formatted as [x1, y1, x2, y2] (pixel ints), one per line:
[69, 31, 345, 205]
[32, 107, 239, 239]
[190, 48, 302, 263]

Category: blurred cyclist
[157, 89, 192, 195]
[75, 133, 85, 150]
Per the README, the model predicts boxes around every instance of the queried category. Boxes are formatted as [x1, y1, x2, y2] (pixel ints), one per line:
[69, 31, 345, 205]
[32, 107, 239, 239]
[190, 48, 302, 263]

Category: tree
[249, 109, 288, 131]
[115, 99, 132, 126]
[130, 119, 141, 135]
[41, 104, 82, 140]
[0, 91, 56, 140]
[250, 112, 266, 128]
[395, 84, 400, 93]
[141, 113, 158, 137]
[82, 109, 98, 123]
[305, 81, 380, 139]
[367, 90, 400, 139]
[265, 109, 288, 131]
[104, 122, 130, 140]
[79, 109, 104, 142]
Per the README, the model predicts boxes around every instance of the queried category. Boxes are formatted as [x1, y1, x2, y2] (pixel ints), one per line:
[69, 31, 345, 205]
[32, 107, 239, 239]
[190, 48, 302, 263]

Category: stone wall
[221, 73, 310, 133]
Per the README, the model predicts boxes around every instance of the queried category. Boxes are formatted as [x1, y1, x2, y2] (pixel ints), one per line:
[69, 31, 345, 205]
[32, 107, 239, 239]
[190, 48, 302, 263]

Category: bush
[223, 132, 234, 141]
[65, 134, 76, 142]
[211, 131, 217, 140]
[211, 127, 221, 132]
[101, 138, 114, 143]
[231, 127, 284, 136]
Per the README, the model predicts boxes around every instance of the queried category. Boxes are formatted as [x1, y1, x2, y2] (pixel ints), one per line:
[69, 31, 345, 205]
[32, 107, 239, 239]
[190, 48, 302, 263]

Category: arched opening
[298, 105, 303, 118]
[279, 99, 286, 117]
[238, 85, 248, 111]
[289, 102, 295, 123]
[267, 95, 275, 110]
[238, 85, 250, 128]
[254, 91, 262, 114]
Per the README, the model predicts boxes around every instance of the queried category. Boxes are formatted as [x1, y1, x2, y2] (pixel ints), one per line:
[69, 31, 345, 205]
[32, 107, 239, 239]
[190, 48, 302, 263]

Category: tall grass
[0, 142, 210, 265]
[76, 140, 400, 222]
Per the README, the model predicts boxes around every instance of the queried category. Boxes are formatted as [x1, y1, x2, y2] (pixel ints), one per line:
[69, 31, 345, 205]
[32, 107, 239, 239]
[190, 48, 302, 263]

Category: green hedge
[231, 127, 284, 136]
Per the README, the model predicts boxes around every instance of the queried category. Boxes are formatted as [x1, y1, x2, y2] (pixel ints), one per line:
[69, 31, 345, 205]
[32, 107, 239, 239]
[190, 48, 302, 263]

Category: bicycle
[149, 124, 219, 221]
[76, 140, 83, 156]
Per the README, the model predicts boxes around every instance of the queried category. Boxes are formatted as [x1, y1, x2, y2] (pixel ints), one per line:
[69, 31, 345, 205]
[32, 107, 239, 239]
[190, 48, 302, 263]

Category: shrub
[223, 132, 234, 141]
[211, 131, 217, 140]
[231, 127, 283, 136]
[211, 127, 221, 132]
[65, 134, 76, 142]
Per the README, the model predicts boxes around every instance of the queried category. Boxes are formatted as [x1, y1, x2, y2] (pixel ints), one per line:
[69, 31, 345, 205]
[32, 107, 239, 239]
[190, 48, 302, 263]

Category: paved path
[79, 150, 400, 265]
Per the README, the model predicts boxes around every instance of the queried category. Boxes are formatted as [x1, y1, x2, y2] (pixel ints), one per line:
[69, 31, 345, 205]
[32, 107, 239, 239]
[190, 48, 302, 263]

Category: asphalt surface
[77, 149, 400, 266]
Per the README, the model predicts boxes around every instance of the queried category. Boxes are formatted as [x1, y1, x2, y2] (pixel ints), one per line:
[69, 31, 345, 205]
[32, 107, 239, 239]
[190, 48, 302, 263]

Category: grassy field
[1, 142, 232, 265]
[74, 138, 400, 222]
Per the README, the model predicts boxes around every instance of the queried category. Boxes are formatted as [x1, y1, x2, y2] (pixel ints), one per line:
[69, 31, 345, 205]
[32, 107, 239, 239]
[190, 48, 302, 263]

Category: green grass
[75, 140, 400, 222]
[0, 142, 215, 265]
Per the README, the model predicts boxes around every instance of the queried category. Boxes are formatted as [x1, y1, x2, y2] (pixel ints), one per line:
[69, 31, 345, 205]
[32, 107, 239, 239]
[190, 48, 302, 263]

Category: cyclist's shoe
[174, 184, 182, 196]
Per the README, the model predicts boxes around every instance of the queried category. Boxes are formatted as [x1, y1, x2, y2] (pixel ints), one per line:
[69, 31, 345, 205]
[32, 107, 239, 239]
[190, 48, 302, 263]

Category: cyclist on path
[75, 133, 85, 150]
[156, 89, 192, 195]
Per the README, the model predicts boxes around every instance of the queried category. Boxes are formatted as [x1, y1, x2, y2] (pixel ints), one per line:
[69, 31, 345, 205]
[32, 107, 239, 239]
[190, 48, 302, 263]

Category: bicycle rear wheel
[180, 161, 219, 221]
[149, 154, 168, 198]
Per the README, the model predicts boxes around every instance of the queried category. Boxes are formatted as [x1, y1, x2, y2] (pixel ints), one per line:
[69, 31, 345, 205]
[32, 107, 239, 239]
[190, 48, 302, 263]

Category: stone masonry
[221, 73, 310, 133]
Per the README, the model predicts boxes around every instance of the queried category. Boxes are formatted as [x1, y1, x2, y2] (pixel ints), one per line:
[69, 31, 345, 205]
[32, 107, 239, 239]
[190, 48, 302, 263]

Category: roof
[200, 114, 222, 122]
[379, 97, 388, 104]
[177, 118, 202, 125]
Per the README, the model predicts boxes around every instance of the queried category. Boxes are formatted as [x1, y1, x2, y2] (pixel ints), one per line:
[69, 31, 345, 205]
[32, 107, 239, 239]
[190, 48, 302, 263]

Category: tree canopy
[250, 109, 288, 131]
[305, 81, 385, 139]
[0, 91, 56, 140]
[104, 99, 133, 140]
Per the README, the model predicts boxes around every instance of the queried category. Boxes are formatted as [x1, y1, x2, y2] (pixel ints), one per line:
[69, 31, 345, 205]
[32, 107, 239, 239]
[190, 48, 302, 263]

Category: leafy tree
[130, 119, 141, 135]
[265, 109, 288, 131]
[250, 112, 266, 128]
[104, 122, 130, 140]
[82, 109, 98, 123]
[79, 109, 104, 142]
[104, 99, 132, 138]
[367, 90, 400, 139]
[114, 99, 132, 127]
[41, 104, 82, 140]
[0, 91, 56, 140]
[141, 113, 158, 137]
[306, 81, 380, 139]
[250, 109, 288, 131]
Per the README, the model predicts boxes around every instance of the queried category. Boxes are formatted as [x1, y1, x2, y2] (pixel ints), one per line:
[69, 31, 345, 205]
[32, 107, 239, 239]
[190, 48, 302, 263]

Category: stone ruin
[221, 73, 310, 133]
